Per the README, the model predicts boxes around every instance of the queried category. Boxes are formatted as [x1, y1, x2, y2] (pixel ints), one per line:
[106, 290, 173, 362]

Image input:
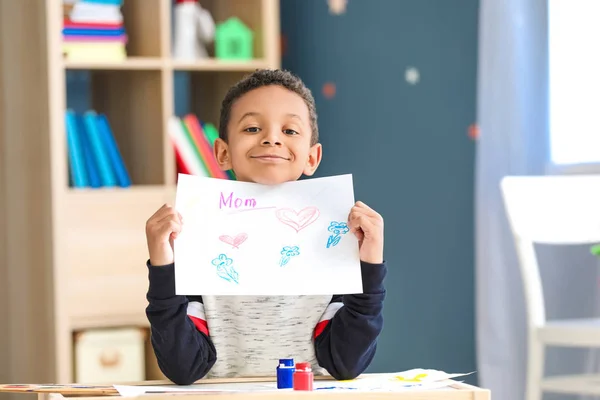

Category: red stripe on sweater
[188, 315, 209, 336]
[187, 301, 209, 336]
[313, 302, 344, 339]
[314, 320, 329, 338]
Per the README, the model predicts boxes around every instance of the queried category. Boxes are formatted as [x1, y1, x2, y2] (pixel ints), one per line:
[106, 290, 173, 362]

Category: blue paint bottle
[276, 358, 295, 389]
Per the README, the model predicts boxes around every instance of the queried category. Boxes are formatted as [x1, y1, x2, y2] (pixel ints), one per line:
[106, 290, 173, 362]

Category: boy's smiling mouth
[250, 154, 291, 162]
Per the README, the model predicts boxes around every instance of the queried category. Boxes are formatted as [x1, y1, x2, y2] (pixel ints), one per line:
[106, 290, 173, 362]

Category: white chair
[501, 175, 600, 400]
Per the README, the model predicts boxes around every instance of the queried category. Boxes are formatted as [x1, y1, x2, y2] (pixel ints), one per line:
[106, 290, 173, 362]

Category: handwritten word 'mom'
[219, 192, 257, 209]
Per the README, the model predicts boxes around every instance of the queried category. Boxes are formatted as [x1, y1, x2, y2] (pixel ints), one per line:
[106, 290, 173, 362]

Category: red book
[174, 145, 191, 176]
[63, 18, 122, 29]
[183, 114, 229, 179]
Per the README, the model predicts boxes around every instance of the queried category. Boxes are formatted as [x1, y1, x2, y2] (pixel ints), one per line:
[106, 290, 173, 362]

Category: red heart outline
[275, 206, 320, 232]
[219, 233, 248, 248]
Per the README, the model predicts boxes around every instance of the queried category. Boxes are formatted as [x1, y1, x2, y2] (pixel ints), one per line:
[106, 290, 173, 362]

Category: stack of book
[62, 0, 127, 61]
[65, 109, 131, 188]
[169, 115, 235, 180]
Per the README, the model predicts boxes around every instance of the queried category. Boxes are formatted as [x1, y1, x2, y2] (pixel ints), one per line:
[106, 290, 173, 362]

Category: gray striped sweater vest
[186, 295, 342, 377]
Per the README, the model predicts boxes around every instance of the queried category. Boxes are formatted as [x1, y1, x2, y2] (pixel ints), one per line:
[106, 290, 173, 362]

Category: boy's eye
[283, 129, 298, 135]
[244, 127, 261, 133]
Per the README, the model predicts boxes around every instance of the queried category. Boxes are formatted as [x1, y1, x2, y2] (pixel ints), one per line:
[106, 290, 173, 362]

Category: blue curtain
[475, 0, 547, 399]
[476, 1, 600, 399]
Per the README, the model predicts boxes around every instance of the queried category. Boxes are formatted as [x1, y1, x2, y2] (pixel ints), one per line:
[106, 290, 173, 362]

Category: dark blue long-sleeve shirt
[145, 260, 386, 384]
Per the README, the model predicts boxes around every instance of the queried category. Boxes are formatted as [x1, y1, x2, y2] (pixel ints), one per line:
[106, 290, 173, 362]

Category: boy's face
[214, 85, 322, 185]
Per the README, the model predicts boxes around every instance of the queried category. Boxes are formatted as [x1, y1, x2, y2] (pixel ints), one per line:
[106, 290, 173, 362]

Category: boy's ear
[213, 138, 233, 171]
[303, 143, 322, 176]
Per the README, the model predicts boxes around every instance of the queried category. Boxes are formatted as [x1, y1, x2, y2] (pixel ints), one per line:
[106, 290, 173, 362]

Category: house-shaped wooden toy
[215, 17, 254, 60]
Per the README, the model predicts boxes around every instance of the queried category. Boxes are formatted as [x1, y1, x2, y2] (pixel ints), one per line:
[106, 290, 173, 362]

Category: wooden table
[0, 375, 490, 400]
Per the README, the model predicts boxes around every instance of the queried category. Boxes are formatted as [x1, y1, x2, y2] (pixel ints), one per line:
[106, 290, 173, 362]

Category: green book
[203, 122, 236, 180]
[203, 123, 219, 146]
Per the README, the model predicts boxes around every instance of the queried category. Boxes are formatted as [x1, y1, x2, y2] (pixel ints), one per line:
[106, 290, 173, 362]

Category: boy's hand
[145, 204, 183, 266]
[348, 201, 384, 264]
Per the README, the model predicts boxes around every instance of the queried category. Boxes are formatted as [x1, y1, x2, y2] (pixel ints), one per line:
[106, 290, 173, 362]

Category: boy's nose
[261, 129, 282, 146]
[261, 139, 282, 146]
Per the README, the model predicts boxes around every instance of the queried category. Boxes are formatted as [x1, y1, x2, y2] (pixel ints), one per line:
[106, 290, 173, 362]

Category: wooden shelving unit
[0, 0, 280, 389]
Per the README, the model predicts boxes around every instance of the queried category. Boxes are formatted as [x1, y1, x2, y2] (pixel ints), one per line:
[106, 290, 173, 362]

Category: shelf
[89, 69, 166, 186]
[64, 57, 272, 72]
[63, 186, 172, 329]
[199, 0, 269, 60]
[68, 274, 151, 330]
[64, 57, 164, 71]
[64, 58, 273, 72]
[66, 184, 173, 197]
[71, 312, 150, 331]
[1, 0, 280, 387]
[170, 58, 271, 72]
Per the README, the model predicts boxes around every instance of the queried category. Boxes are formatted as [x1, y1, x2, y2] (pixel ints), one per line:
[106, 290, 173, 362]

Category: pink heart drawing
[219, 233, 248, 249]
[276, 206, 320, 232]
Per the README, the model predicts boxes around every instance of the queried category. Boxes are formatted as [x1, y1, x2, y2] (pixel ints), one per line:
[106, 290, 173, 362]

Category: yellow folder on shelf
[63, 42, 126, 61]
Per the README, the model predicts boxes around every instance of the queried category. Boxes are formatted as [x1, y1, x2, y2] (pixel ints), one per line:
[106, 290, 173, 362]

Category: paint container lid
[279, 358, 294, 367]
[295, 362, 311, 371]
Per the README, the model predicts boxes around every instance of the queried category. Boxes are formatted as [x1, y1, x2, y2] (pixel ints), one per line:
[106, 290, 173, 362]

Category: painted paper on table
[174, 173, 362, 295]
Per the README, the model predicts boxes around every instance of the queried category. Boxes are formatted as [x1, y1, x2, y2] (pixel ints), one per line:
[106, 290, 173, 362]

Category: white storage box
[74, 327, 146, 383]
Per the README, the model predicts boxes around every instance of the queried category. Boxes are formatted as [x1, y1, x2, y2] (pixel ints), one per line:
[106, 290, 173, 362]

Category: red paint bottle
[293, 362, 313, 391]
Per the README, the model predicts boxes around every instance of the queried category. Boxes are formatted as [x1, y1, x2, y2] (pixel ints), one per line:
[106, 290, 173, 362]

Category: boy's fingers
[164, 221, 182, 242]
[351, 205, 383, 227]
[151, 214, 182, 240]
[353, 230, 364, 241]
[352, 203, 381, 217]
[150, 204, 178, 223]
[152, 208, 182, 228]
[349, 212, 368, 231]
[348, 219, 364, 238]
[348, 209, 366, 229]
[156, 212, 181, 226]
[149, 204, 169, 220]
[351, 212, 383, 242]
[356, 214, 375, 234]
[355, 201, 375, 212]
[350, 207, 382, 226]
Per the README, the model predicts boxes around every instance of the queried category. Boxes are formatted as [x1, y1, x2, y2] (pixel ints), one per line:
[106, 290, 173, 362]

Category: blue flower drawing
[279, 245, 300, 267]
[328, 221, 349, 236]
[327, 221, 349, 248]
[211, 254, 239, 284]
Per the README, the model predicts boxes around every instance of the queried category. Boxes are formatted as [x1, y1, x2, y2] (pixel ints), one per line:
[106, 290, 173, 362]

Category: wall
[280, 0, 479, 381]
[0, 2, 57, 398]
[0, 1, 9, 396]
[64, 0, 480, 384]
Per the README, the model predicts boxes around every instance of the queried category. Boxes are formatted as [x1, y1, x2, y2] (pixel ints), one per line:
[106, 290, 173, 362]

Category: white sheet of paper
[313, 370, 473, 391]
[113, 370, 473, 396]
[113, 382, 279, 396]
[174, 174, 363, 295]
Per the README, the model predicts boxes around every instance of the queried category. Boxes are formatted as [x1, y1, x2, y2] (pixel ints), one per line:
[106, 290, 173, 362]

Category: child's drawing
[276, 206, 320, 232]
[174, 173, 364, 295]
[211, 254, 239, 284]
[279, 245, 300, 267]
[327, 221, 349, 248]
[219, 233, 248, 249]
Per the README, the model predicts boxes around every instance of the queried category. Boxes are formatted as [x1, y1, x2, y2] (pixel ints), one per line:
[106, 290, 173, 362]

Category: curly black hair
[218, 69, 319, 146]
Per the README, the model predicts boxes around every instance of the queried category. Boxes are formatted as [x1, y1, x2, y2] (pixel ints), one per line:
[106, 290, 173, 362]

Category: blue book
[76, 113, 102, 188]
[62, 28, 126, 36]
[96, 114, 131, 187]
[65, 110, 88, 188]
[83, 111, 116, 187]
